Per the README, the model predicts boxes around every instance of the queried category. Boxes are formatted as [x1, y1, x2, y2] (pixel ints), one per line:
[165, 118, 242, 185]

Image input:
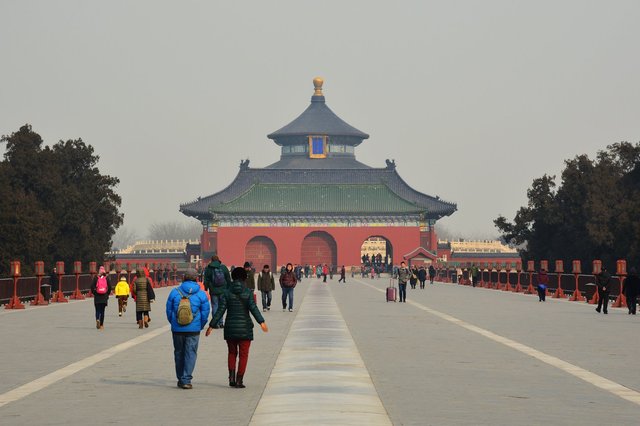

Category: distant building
[107, 239, 201, 266]
[180, 78, 457, 268]
[435, 239, 521, 268]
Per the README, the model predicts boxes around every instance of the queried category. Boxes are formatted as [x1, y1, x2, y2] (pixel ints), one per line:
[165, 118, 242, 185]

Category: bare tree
[111, 226, 140, 250]
[147, 221, 202, 240]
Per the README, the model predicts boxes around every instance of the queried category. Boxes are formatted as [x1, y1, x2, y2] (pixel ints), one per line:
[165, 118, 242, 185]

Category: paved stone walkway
[1, 276, 640, 425]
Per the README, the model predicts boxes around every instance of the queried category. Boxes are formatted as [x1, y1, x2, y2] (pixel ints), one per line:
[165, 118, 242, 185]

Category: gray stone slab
[336, 277, 640, 425]
[250, 281, 391, 426]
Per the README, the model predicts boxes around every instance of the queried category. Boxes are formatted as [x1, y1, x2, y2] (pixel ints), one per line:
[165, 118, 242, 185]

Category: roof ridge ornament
[385, 159, 396, 170]
[313, 77, 324, 96]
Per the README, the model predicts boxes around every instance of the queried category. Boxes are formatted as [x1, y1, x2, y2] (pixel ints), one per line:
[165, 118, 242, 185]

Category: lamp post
[569, 260, 585, 301]
[52, 261, 68, 303]
[6, 261, 25, 309]
[525, 261, 535, 294]
[611, 260, 627, 308]
[553, 260, 565, 298]
[31, 261, 48, 306]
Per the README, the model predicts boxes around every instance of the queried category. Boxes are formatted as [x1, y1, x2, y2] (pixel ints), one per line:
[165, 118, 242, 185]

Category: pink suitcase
[386, 278, 397, 302]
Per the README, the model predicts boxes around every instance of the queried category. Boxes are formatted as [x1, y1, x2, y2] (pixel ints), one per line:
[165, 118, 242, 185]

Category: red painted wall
[214, 226, 421, 267]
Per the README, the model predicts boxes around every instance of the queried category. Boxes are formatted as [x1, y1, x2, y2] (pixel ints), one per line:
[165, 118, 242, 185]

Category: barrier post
[86, 262, 96, 298]
[588, 260, 602, 304]
[514, 261, 523, 292]
[70, 261, 85, 300]
[31, 261, 48, 305]
[504, 262, 513, 291]
[568, 260, 584, 301]
[525, 261, 535, 294]
[6, 261, 26, 309]
[611, 260, 627, 308]
[553, 260, 565, 298]
[172, 264, 178, 286]
[52, 261, 68, 303]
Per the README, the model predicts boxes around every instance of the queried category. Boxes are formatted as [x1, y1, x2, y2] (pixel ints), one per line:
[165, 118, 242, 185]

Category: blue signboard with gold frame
[308, 135, 327, 158]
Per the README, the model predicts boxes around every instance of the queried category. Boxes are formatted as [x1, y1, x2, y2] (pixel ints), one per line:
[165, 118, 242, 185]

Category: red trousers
[227, 340, 251, 375]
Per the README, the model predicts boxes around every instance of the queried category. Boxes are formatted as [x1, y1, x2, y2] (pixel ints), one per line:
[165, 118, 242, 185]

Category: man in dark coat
[596, 267, 612, 314]
[203, 255, 231, 328]
[206, 267, 268, 388]
[624, 267, 639, 315]
[417, 267, 427, 289]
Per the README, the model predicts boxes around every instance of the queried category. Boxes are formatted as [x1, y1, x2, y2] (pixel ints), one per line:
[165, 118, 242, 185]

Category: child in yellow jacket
[114, 274, 130, 317]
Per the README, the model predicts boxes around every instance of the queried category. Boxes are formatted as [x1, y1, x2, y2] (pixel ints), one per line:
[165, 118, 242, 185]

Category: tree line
[495, 142, 640, 271]
[0, 125, 123, 276]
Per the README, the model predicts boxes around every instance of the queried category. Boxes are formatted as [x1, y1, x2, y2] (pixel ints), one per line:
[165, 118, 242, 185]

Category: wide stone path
[1, 276, 640, 425]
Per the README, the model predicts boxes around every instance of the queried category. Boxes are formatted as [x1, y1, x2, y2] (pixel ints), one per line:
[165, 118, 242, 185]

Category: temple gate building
[180, 78, 457, 269]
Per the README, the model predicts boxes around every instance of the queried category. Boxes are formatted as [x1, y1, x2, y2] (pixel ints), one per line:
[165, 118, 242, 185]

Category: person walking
[417, 266, 427, 289]
[279, 263, 297, 312]
[397, 262, 410, 303]
[428, 265, 436, 284]
[409, 266, 418, 289]
[624, 267, 639, 315]
[91, 266, 112, 330]
[244, 261, 256, 294]
[166, 269, 210, 389]
[114, 273, 130, 316]
[257, 264, 275, 312]
[595, 267, 612, 314]
[206, 267, 268, 389]
[470, 264, 480, 287]
[322, 264, 329, 283]
[204, 255, 231, 329]
[338, 265, 346, 283]
[537, 269, 549, 302]
[132, 270, 154, 328]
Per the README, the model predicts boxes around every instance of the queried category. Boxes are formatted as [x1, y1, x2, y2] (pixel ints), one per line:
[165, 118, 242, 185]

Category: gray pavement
[1, 276, 639, 425]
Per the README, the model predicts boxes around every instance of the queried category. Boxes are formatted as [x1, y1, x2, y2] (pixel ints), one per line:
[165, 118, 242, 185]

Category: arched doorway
[301, 231, 337, 267]
[360, 236, 393, 271]
[245, 236, 277, 271]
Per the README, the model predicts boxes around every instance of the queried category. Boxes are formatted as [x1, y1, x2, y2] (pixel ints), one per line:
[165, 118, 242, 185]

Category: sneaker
[118, 312, 122, 317]
[267, 306, 270, 311]
[180, 383, 193, 389]
[263, 308, 267, 312]
[96, 320, 100, 329]
[288, 308, 293, 312]
[595, 308, 601, 313]
[177, 381, 183, 388]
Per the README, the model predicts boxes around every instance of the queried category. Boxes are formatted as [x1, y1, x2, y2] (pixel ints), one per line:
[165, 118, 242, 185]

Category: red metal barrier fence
[434, 259, 632, 308]
[1, 260, 190, 308]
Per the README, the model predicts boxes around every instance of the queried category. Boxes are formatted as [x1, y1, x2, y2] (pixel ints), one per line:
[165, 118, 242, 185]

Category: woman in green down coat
[206, 267, 268, 389]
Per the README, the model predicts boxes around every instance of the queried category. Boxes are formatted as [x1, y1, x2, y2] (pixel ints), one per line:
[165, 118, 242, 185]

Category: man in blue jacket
[166, 269, 211, 389]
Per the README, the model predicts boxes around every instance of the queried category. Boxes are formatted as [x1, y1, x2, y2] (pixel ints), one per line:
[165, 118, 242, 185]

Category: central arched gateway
[360, 235, 393, 269]
[245, 236, 277, 270]
[301, 231, 337, 266]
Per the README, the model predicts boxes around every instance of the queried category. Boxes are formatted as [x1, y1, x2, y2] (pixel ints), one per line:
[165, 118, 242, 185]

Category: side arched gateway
[244, 236, 277, 271]
[301, 231, 337, 266]
[360, 235, 393, 269]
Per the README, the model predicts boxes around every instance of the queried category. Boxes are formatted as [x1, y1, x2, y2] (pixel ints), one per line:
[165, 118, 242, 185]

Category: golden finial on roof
[313, 77, 324, 96]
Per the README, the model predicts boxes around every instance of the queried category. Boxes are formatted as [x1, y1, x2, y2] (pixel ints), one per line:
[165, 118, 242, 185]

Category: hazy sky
[2, 1, 639, 239]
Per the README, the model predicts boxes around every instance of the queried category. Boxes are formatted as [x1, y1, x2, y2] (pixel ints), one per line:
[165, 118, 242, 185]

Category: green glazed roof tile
[211, 184, 424, 215]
